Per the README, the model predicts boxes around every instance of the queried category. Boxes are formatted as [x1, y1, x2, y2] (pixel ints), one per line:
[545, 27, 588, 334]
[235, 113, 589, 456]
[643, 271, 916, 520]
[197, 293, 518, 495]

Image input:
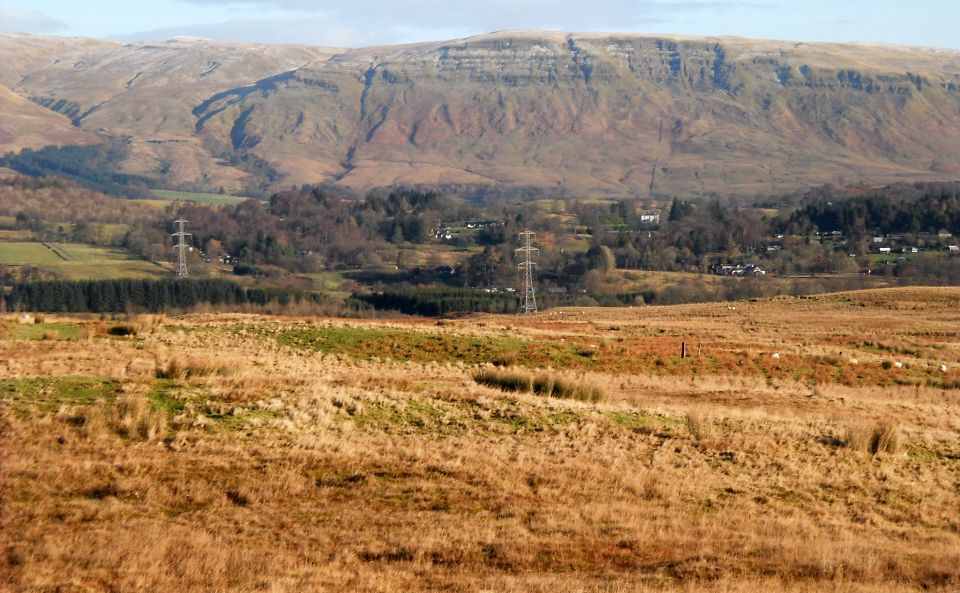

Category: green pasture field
[0, 242, 165, 279]
[0, 242, 64, 265]
[298, 271, 353, 300]
[46, 243, 166, 279]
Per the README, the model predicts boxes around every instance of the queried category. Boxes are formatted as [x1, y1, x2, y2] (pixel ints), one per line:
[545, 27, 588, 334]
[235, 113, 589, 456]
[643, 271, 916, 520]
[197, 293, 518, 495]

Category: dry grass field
[1, 287, 959, 592]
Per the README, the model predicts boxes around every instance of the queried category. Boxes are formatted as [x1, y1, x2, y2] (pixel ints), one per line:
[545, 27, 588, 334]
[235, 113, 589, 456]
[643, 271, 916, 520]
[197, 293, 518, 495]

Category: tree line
[0, 144, 154, 198]
[354, 287, 520, 316]
[782, 188, 960, 237]
[3, 278, 326, 313]
[5, 172, 960, 311]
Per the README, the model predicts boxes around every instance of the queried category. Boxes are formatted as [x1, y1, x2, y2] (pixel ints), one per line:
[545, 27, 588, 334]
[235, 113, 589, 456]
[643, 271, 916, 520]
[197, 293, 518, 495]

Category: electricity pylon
[516, 230, 539, 313]
[172, 218, 192, 279]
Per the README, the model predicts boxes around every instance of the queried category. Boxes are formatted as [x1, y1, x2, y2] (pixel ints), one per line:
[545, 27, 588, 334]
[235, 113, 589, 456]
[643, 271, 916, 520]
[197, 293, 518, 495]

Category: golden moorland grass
[1, 287, 959, 592]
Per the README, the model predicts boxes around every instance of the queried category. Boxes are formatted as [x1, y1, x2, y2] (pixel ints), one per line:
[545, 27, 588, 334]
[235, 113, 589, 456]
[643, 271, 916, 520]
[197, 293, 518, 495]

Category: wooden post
[681, 341, 686, 359]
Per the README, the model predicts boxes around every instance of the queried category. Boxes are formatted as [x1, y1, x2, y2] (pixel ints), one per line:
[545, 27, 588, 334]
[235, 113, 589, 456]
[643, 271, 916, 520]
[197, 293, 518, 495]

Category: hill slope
[0, 83, 97, 154]
[2, 31, 960, 196]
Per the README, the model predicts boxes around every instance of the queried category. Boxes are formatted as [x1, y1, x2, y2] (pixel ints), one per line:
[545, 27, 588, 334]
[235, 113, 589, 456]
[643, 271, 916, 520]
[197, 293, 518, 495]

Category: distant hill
[0, 82, 97, 154]
[1, 31, 959, 197]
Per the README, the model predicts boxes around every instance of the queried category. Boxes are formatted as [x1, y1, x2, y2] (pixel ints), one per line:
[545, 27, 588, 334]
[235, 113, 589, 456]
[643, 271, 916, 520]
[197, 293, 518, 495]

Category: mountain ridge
[2, 31, 960, 196]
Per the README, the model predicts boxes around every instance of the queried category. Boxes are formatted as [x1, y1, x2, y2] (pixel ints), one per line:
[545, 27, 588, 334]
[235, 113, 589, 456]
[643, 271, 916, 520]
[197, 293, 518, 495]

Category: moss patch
[9, 322, 83, 341]
[0, 376, 117, 414]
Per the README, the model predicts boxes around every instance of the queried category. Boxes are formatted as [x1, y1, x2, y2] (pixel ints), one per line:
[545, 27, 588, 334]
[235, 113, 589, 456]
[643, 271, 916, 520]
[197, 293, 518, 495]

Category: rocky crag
[2, 31, 960, 196]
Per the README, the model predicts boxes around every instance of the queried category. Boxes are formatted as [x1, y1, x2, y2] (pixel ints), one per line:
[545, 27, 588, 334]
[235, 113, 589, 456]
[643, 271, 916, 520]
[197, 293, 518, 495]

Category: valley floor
[2, 287, 959, 592]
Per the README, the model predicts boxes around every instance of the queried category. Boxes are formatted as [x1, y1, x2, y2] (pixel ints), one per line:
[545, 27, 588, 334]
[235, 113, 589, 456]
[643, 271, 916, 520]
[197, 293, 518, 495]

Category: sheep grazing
[894, 361, 903, 369]
[771, 352, 780, 360]
[939, 364, 948, 373]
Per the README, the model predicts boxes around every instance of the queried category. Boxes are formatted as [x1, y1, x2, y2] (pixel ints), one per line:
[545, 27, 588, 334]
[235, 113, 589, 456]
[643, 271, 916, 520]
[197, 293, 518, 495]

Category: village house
[712, 263, 766, 277]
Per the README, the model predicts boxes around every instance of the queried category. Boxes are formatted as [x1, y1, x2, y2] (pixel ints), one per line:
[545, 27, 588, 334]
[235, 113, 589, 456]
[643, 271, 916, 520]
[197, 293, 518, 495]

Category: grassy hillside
[2, 287, 958, 591]
[0, 83, 97, 154]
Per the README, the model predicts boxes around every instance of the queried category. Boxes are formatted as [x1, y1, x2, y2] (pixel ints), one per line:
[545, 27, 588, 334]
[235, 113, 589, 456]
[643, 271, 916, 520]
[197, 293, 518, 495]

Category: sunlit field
[2, 287, 958, 592]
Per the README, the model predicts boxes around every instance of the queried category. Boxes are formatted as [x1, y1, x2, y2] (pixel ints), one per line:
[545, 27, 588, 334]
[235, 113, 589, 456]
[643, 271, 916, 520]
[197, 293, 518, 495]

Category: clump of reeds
[473, 369, 602, 402]
[474, 369, 532, 393]
[843, 419, 902, 455]
[154, 357, 234, 380]
[685, 411, 714, 442]
[56, 394, 167, 442]
[113, 394, 167, 441]
[155, 359, 185, 380]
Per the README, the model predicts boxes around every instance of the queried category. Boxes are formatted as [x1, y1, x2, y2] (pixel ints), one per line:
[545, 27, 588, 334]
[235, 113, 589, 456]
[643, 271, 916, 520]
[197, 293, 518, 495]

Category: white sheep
[771, 352, 780, 360]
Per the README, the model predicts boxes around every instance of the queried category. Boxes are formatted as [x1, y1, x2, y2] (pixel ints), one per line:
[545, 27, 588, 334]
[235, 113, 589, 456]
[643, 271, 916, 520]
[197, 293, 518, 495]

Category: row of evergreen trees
[3, 278, 526, 316]
[0, 145, 153, 197]
[784, 190, 960, 236]
[355, 287, 520, 316]
[3, 278, 324, 313]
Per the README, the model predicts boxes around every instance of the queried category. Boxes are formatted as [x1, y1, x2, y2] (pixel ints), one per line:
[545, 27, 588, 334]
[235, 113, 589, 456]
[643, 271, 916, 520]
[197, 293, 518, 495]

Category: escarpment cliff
[3, 31, 960, 196]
